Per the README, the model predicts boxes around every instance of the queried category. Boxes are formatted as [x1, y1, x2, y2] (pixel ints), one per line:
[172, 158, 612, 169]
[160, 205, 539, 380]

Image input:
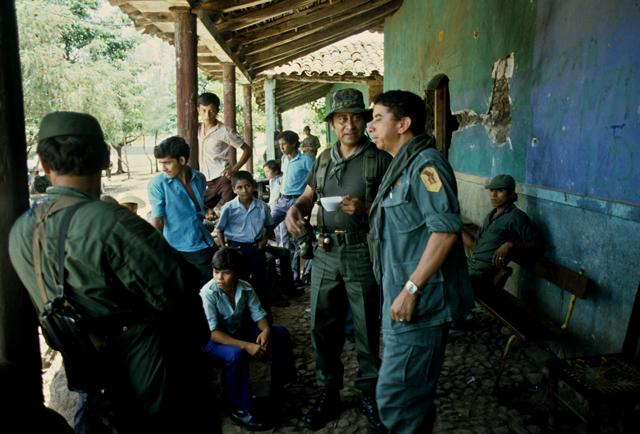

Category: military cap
[37, 111, 104, 142]
[324, 88, 372, 122]
[485, 174, 516, 190]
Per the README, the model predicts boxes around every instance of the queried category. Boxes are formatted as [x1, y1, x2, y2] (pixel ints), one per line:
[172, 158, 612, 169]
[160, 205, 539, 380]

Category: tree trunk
[154, 130, 159, 173]
[114, 143, 125, 174]
[142, 134, 153, 174]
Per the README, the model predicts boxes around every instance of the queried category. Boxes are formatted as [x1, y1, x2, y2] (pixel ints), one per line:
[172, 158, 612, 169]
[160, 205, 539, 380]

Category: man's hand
[285, 205, 305, 236]
[340, 195, 367, 216]
[492, 241, 513, 267]
[256, 327, 271, 349]
[222, 164, 240, 179]
[390, 288, 419, 323]
[244, 342, 267, 360]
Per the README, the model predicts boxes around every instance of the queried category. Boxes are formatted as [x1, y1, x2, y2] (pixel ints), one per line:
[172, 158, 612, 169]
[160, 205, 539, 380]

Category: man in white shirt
[197, 92, 253, 209]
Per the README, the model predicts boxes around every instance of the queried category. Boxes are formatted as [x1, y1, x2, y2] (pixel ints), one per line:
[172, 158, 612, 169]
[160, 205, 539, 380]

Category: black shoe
[359, 394, 387, 433]
[303, 390, 341, 431]
[229, 409, 272, 431]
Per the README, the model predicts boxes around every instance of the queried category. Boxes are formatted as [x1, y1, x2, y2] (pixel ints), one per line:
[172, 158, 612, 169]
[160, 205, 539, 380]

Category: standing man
[286, 88, 391, 432]
[271, 130, 314, 284]
[197, 92, 252, 209]
[301, 125, 321, 158]
[149, 136, 216, 286]
[464, 174, 541, 290]
[9, 112, 219, 433]
[368, 90, 473, 433]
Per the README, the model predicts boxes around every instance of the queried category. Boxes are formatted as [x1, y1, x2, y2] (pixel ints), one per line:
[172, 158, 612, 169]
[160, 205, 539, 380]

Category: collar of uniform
[228, 195, 259, 212]
[489, 201, 517, 220]
[284, 151, 302, 162]
[46, 186, 94, 200]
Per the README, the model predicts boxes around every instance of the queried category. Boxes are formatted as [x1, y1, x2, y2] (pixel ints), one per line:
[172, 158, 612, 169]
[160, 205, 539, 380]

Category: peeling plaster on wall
[454, 53, 514, 147]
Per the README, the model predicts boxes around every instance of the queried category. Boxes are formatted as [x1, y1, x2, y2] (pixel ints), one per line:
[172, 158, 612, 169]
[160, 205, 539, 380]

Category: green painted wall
[383, 0, 640, 354]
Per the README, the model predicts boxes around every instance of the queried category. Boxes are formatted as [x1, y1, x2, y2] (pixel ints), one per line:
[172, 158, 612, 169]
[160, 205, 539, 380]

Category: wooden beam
[172, 7, 199, 169]
[0, 0, 43, 406]
[235, 0, 371, 45]
[141, 12, 175, 23]
[264, 77, 276, 160]
[276, 74, 375, 84]
[242, 84, 253, 173]
[217, 0, 317, 33]
[223, 63, 237, 166]
[246, 0, 400, 68]
[196, 0, 273, 14]
[198, 11, 253, 81]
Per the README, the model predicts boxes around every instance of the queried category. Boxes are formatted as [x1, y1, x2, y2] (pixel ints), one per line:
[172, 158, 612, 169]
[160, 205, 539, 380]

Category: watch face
[406, 282, 419, 294]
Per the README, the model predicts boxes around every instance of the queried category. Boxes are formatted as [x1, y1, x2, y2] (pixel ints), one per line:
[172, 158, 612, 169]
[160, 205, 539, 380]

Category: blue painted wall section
[384, 0, 640, 354]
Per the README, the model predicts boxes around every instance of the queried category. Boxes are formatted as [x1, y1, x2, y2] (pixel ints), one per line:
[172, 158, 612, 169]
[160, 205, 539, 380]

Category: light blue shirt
[148, 167, 213, 252]
[216, 196, 273, 243]
[199, 278, 267, 335]
[281, 152, 314, 196]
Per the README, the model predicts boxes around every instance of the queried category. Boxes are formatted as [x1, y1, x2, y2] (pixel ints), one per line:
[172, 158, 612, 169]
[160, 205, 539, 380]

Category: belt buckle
[334, 229, 346, 244]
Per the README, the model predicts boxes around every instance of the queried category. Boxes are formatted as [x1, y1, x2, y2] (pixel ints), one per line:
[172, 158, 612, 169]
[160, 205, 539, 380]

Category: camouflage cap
[37, 111, 104, 142]
[485, 174, 516, 190]
[324, 88, 372, 122]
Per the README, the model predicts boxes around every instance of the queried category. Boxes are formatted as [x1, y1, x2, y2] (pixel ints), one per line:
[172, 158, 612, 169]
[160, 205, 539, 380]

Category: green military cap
[324, 88, 372, 122]
[37, 111, 104, 142]
[485, 174, 516, 190]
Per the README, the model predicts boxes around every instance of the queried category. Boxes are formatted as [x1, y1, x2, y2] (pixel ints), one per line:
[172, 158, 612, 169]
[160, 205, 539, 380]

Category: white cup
[320, 196, 342, 212]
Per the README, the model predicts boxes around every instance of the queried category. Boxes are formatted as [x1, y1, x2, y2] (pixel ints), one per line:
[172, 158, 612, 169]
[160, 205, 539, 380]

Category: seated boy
[200, 248, 296, 431]
[216, 170, 273, 308]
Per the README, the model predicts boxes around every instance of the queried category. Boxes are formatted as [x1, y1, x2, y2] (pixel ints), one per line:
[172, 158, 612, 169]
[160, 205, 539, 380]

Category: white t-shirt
[197, 122, 244, 180]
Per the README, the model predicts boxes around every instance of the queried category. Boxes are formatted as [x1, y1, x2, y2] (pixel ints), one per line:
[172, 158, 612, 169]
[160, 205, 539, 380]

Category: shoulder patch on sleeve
[420, 166, 442, 192]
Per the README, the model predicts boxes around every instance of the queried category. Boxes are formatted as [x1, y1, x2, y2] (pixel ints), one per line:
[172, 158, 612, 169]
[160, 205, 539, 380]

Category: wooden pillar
[0, 0, 43, 403]
[264, 77, 276, 160]
[223, 63, 237, 166]
[367, 78, 383, 102]
[171, 7, 199, 169]
[242, 84, 253, 173]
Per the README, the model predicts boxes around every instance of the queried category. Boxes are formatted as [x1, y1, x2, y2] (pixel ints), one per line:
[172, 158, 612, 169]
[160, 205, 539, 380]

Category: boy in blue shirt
[216, 170, 273, 308]
[200, 248, 296, 431]
[148, 136, 216, 286]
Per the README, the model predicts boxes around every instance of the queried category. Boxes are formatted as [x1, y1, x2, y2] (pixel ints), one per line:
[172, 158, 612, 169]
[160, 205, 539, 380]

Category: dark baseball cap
[37, 111, 104, 142]
[324, 88, 372, 122]
[485, 174, 516, 190]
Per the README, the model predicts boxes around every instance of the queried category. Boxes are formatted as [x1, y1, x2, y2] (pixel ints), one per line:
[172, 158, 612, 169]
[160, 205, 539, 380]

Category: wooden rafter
[217, 0, 317, 33]
[239, 0, 393, 57]
[232, 0, 372, 46]
[195, 0, 273, 14]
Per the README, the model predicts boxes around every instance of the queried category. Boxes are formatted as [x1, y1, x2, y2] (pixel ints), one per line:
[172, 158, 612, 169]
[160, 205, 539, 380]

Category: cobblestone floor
[220, 286, 562, 433]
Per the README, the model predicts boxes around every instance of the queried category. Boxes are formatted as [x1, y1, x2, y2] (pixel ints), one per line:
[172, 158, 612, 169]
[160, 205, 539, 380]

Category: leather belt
[326, 230, 368, 246]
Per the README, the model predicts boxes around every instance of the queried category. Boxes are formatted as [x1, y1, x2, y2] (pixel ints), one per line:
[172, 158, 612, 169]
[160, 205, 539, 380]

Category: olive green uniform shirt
[9, 187, 208, 415]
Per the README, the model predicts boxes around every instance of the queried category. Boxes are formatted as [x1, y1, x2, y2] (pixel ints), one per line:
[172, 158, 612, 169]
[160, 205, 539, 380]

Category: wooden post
[242, 84, 253, 173]
[264, 77, 276, 160]
[223, 63, 237, 166]
[0, 0, 43, 403]
[171, 7, 199, 169]
[367, 79, 383, 102]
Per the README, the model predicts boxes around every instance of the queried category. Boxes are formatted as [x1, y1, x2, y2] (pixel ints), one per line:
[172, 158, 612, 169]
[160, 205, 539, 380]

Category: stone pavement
[220, 286, 558, 434]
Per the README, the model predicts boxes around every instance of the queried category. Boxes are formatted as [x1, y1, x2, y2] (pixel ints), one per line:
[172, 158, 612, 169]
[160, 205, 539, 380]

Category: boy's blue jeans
[201, 324, 296, 411]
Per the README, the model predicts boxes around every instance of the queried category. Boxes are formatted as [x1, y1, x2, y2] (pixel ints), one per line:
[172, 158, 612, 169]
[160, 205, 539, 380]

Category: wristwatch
[404, 280, 421, 295]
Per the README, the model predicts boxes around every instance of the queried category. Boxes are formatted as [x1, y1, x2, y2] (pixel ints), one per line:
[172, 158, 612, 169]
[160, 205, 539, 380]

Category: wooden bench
[462, 222, 593, 391]
[547, 281, 640, 433]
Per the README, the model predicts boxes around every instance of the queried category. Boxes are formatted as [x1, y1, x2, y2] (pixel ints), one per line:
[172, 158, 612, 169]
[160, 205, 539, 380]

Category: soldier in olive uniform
[368, 91, 473, 433]
[8, 112, 219, 434]
[286, 88, 391, 432]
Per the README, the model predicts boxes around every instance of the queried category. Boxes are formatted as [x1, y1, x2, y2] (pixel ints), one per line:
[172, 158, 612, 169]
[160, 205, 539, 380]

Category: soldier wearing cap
[286, 88, 391, 432]
[368, 90, 473, 433]
[464, 174, 541, 289]
[301, 125, 321, 157]
[8, 112, 219, 433]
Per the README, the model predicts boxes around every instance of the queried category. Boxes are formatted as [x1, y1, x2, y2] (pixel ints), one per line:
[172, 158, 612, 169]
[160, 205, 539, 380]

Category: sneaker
[303, 390, 341, 431]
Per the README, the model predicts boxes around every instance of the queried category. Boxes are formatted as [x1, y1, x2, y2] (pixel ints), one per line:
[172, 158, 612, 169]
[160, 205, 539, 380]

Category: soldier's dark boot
[359, 393, 387, 433]
[303, 390, 341, 431]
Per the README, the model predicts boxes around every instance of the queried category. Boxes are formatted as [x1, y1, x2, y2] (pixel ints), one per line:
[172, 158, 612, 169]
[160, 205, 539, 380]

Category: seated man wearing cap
[463, 174, 542, 290]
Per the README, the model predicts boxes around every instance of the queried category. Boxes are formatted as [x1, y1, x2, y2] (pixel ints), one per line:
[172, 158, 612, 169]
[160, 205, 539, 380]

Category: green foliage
[17, 0, 176, 157]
